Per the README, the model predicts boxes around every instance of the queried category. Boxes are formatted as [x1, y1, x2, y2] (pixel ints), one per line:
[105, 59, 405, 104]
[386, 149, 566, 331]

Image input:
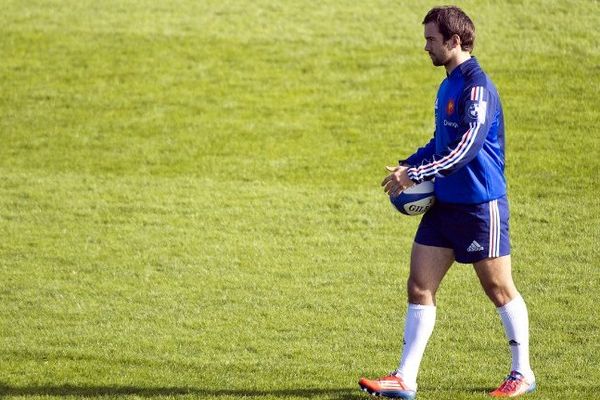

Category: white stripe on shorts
[488, 200, 500, 258]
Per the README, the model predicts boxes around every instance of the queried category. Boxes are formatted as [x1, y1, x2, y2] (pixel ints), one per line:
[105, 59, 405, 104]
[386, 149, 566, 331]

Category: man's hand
[381, 165, 415, 197]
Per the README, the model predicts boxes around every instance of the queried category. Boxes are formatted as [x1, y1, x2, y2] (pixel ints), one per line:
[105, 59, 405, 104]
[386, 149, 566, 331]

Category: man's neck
[445, 52, 472, 75]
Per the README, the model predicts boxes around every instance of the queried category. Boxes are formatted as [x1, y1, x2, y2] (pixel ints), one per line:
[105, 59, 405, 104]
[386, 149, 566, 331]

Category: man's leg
[473, 255, 518, 307]
[473, 256, 535, 395]
[396, 243, 455, 388]
[359, 243, 453, 399]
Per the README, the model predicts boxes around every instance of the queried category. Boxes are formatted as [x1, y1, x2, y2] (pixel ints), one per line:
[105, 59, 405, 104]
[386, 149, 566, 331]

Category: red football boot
[359, 373, 416, 399]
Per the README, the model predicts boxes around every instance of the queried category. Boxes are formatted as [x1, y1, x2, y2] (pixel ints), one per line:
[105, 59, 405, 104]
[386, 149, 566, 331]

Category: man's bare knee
[407, 278, 435, 305]
[407, 244, 454, 306]
[474, 256, 518, 307]
[481, 281, 517, 307]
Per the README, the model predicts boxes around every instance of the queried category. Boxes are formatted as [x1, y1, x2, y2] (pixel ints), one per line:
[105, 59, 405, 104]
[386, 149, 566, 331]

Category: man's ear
[447, 34, 462, 50]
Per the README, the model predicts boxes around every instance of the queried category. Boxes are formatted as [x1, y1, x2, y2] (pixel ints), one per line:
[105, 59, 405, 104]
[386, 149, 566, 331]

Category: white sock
[497, 295, 535, 382]
[396, 303, 436, 389]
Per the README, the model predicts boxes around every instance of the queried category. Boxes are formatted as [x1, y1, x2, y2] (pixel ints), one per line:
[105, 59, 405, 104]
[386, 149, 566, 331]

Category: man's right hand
[381, 165, 415, 197]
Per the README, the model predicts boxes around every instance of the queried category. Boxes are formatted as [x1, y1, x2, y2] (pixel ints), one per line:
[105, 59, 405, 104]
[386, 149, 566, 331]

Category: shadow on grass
[0, 384, 365, 399]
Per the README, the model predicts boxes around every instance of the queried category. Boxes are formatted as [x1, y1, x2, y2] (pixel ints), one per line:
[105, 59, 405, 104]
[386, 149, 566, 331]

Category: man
[358, 6, 536, 399]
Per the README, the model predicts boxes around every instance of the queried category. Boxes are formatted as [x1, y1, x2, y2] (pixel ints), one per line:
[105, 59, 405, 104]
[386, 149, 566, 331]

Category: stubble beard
[429, 52, 450, 67]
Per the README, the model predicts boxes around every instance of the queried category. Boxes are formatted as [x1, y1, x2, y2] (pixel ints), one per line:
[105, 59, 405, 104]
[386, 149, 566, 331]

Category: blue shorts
[414, 196, 510, 263]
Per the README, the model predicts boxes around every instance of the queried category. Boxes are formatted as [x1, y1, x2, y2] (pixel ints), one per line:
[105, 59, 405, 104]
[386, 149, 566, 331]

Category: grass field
[1, 1, 599, 399]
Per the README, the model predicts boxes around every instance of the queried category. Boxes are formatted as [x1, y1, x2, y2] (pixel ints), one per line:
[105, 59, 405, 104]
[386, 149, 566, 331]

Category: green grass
[1, 1, 599, 399]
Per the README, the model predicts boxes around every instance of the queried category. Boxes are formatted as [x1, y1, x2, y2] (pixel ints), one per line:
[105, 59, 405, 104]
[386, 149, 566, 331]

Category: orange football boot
[490, 370, 536, 397]
[359, 373, 416, 399]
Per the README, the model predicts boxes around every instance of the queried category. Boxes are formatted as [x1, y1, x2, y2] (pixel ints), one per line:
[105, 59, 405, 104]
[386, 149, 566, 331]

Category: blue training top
[402, 57, 506, 204]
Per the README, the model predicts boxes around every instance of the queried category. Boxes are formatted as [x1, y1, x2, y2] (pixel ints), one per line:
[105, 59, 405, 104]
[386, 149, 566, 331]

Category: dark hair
[423, 6, 475, 52]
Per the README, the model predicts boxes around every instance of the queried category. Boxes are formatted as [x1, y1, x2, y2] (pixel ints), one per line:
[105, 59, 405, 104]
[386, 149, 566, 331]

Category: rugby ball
[390, 181, 435, 216]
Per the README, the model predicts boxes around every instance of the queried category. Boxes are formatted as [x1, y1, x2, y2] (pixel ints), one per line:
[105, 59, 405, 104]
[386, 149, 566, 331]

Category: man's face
[424, 22, 452, 67]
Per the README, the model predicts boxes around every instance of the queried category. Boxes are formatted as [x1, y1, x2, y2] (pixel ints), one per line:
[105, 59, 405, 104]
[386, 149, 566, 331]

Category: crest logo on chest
[446, 99, 455, 115]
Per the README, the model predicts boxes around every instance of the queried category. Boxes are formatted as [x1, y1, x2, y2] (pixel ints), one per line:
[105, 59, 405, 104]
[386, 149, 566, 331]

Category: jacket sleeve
[406, 85, 494, 184]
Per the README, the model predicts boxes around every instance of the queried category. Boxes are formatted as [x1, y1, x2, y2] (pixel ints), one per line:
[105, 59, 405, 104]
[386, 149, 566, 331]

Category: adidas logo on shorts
[467, 240, 484, 252]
